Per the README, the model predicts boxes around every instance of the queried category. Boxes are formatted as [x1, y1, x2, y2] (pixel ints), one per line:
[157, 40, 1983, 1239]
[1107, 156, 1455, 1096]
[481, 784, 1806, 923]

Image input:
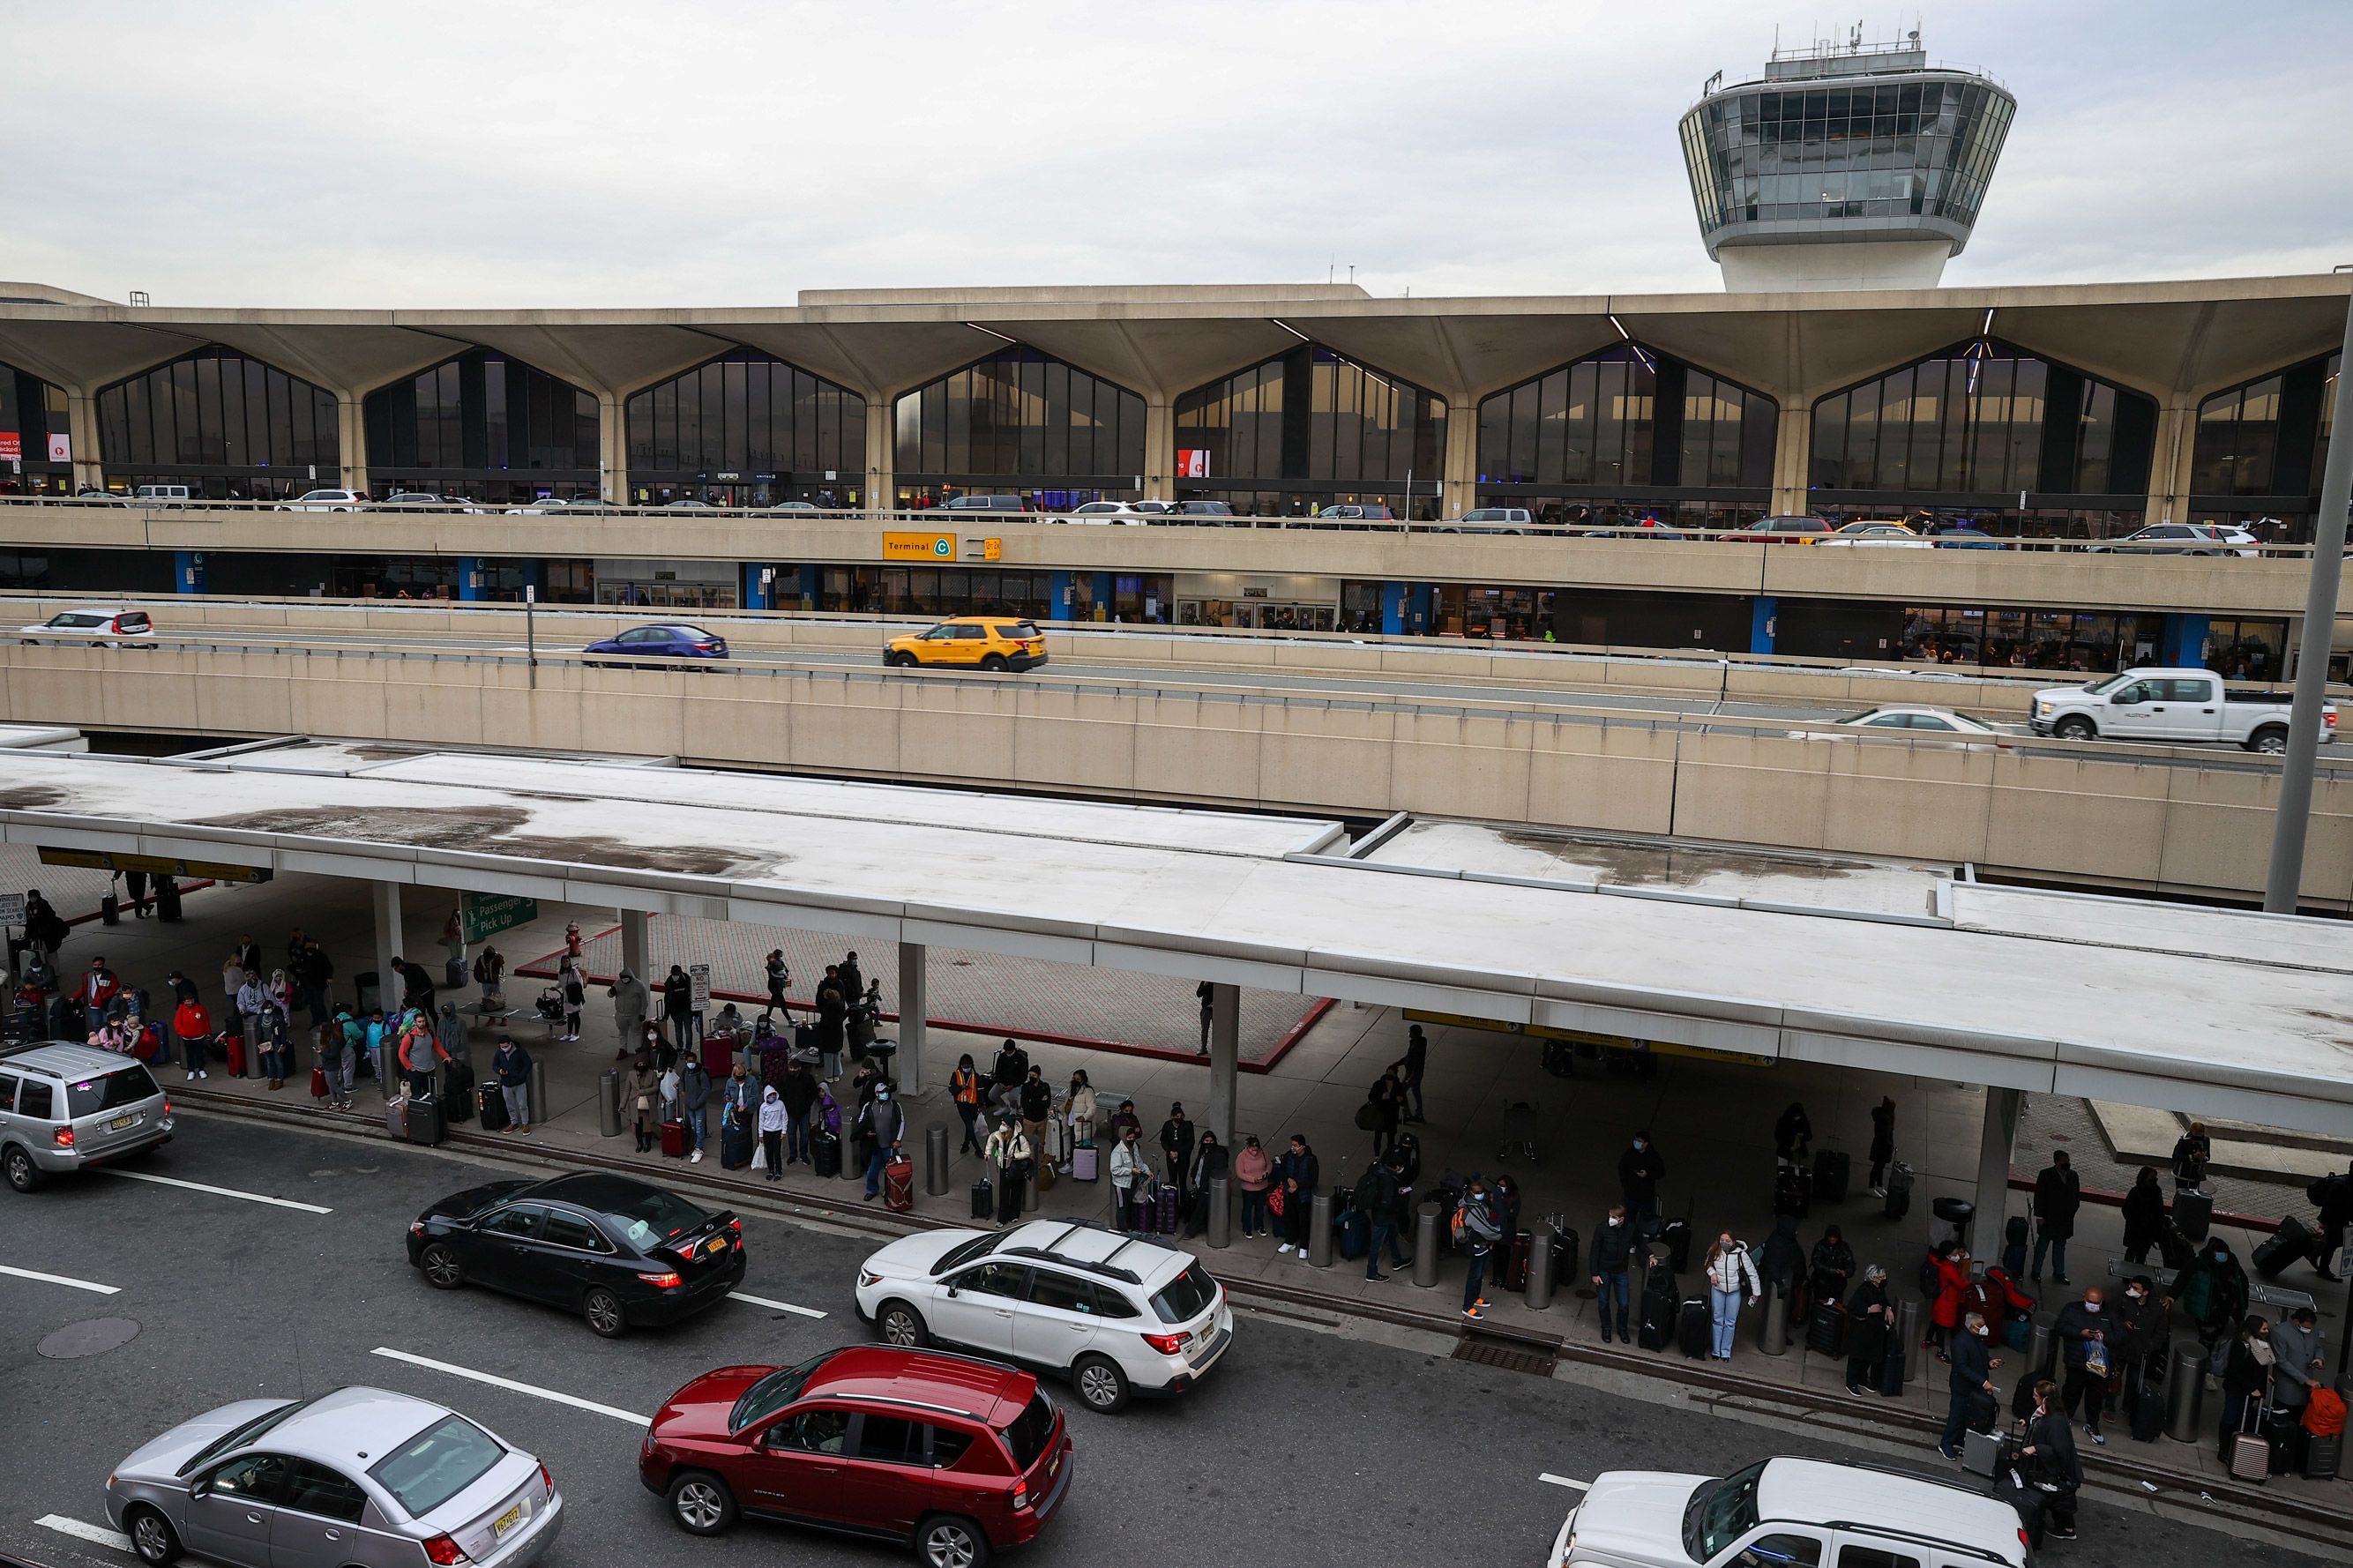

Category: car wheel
[4, 1145, 43, 1193]
[2052, 716, 2095, 743]
[419, 1243, 464, 1289]
[979, 653, 1008, 672]
[583, 1286, 627, 1338]
[885, 650, 915, 668]
[878, 1301, 930, 1348]
[1072, 1352, 1130, 1413]
[916, 1514, 990, 1568]
[2250, 727, 2289, 755]
[665, 1470, 736, 1535]
[127, 1505, 182, 1565]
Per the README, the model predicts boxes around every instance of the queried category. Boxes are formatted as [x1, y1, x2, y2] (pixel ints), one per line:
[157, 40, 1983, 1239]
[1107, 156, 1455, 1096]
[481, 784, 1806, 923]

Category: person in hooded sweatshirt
[757, 1085, 788, 1182]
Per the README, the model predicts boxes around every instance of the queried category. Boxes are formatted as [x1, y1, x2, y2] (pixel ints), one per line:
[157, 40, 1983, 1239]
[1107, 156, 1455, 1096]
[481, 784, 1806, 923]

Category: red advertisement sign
[0, 432, 20, 462]
[1176, 447, 1210, 479]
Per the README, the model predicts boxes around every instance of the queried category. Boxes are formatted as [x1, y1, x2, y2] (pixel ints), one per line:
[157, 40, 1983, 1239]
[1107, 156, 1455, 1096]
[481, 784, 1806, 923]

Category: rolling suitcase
[2228, 1398, 2271, 1482]
[2130, 1381, 2166, 1442]
[157, 880, 183, 921]
[444, 956, 466, 990]
[2252, 1215, 2314, 1278]
[971, 1177, 994, 1220]
[1499, 1229, 1532, 1290]
[661, 1117, 688, 1158]
[1658, 1218, 1693, 1273]
[1155, 1183, 1181, 1235]
[1638, 1272, 1677, 1349]
[1550, 1224, 1579, 1285]
[1963, 1427, 2005, 1479]
[1811, 1147, 1849, 1204]
[884, 1156, 914, 1213]
[1805, 1300, 1848, 1357]
[386, 1095, 410, 1140]
[1878, 1333, 1906, 1396]
[1884, 1161, 1914, 1220]
[442, 1060, 473, 1124]
[2173, 1187, 2213, 1244]
[2260, 1405, 2302, 1475]
[2306, 1432, 2343, 1481]
[225, 1032, 248, 1078]
[810, 1128, 842, 1178]
[477, 1080, 509, 1131]
[1337, 1209, 1370, 1259]
[2158, 1220, 2194, 1271]
[1677, 1297, 1710, 1359]
[1072, 1143, 1099, 1182]
[721, 1113, 754, 1170]
[701, 1030, 736, 1080]
[101, 892, 120, 926]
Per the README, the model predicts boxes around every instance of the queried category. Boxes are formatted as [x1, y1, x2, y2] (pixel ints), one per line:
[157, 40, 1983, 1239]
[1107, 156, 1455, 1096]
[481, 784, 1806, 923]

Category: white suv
[1551, 1457, 2029, 1568]
[854, 1219, 1234, 1415]
[278, 488, 364, 511]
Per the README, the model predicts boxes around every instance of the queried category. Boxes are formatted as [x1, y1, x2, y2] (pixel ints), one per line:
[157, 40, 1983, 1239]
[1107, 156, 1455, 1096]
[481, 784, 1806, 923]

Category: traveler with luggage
[1019, 1068, 1053, 1161]
[856, 1085, 908, 1203]
[1393, 1023, 1428, 1124]
[1236, 1135, 1274, 1237]
[1458, 1178, 1503, 1321]
[1845, 1266, 1894, 1395]
[624, 1052, 661, 1153]
[1926, 1242, 1972, 1360]
[2120, 1166, 2167, 1264]
[1773, 1101, 1812, 1166]
[1063, 1070, 1098, 1169]
[1158, 1102, 1197, 1207]
[948, 1055, 986, 1155]
[1592, 1204, 1639, 1343]
[982, 1115, 1032, 1223]
[608, 967, 649, 1062]
[2171, 1122, 2212, 1192]
[398, 1014, 448, 1102]
[472, 945, 505, 1004]
[1703, 1232, 1763, 1362]
[2216, 1314, 2274, 1463]
[721, 1060, 757, 1168]
[1809, 1224, 1856, 1308]
[491, 1035, 532, 1135]
[2019, 1381, 2084, 1542]
[2052, 1288, 2114, 1445]
[1938, 1312, 2003, 1460]
[1358, 1151, 1412, 1282]
[661, 964, 698, 1054]
[1618, 1131, 1667, 1228]
[2318, 1164, 2353, 1281]
[989, 1038, 1027, 1116]
[1364, 1071, 1402, 1159]
[2030, 1151, 2082, 1285]
[758, 1085, 787, 1182]
[2271, 1307, 2325, 1416]
[1278, 1134, 1319, 1258]
[764, 949, 789, 1015]
[1111, 1126, 1156, 1234]
[2177, 1237, 2250, 1351]
[678, 1055, 712, 1162]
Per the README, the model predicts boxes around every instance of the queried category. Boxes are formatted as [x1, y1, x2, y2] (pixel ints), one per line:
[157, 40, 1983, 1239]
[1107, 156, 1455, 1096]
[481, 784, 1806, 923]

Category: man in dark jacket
[1938, 1311, 2002, 1460]
[989, 1037, 1027, 1116]
[1393, 1022, 1428, 1123]
[813, 967, 848, 1075]
[2170, 1123, 2212, 1192]
[1867, 1095, 1897, 1197]
[2031, 1151, 2082, 1284]
[298, 939, 335, 1028]
[855, 1085, 907, 1201]
[1617, 1131, 1667, 1226]
[1019, 1067, 1054, 1158]
[392, 956, 435, 1013]
[1195, 979, 1215, 1051]
[779, 1058, 818, 1164]
[1590, 1203, 1638, 1343]
[1362, 1152, 1412, 1282]
[2113, 1274, 2170, 1432]
[2020, 1381, 2084, 1541]
[1459, 1178, 1502, 1322]
[2317, 1163, 2353, 1281]
[1157, 1102, 1196, 1205]
[1845, 1265, 1894, 1395]
[2051, 1287, 2113, 1444]
[1277, 1135, 1319, 1256]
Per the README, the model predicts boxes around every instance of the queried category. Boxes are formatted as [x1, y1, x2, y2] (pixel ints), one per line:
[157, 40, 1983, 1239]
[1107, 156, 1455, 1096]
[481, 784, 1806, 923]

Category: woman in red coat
[1927, 1243, 1973, 1360]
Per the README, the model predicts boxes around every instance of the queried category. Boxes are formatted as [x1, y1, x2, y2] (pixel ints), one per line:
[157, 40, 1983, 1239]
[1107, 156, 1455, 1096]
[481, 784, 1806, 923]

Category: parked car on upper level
[2030, 667, 2333, 751]
[941, 494, 1027, 512]
[278, 488, 364, 512]
[1, 1041, 175, 1192]
[1313, 503, 1393, 521]
[582, 623, 730, 663]
[2086, 521, 2260, 557]
[1169, 499, 1235, 520]
[378, 492, 451, 507]
[19, 606, 155, 645]
[1064, 501, 1143, 524]
[1453, 506, 1533, 528]
[1927, 520, 2005, 549]
[1718, 515, 1834, 543]
[1817, 520, 1933, 549]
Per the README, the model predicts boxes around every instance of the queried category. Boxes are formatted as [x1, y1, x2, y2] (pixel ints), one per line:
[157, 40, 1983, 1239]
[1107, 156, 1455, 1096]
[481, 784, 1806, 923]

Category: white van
[1551, 1457, 2028, 1568]
[131, 484, 192, 504]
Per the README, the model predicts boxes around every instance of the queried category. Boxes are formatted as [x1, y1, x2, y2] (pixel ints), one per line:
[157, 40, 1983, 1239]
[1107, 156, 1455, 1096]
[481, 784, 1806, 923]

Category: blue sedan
[583, 623, 729, 666]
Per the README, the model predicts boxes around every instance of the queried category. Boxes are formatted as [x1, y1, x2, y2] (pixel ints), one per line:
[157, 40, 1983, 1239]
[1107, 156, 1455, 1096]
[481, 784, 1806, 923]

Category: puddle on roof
[198, 803, 755, 878]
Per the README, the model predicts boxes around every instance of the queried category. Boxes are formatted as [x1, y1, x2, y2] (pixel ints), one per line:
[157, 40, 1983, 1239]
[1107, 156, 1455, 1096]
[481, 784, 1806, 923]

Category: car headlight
[859, 1270, 883, 1287]
[2035, 701, 2051, 716]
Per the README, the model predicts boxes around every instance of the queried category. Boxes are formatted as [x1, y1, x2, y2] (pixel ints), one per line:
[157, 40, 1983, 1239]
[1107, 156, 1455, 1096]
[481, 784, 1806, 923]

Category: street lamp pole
[2262, 285, 2353, 915]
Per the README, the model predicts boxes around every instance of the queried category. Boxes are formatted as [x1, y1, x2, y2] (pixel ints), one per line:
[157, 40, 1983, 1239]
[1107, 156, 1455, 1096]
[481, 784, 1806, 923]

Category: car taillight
[409, 1221, 425, 1235]
[422, 1534, 465, 1565]
[2327, 713, 2338, 728]
[539, 1460, 554, 1495]
[1141, 1331, 1190, 1356]
[1011, 1479, 1031, 1510]
[52, 1125, 73, 1147]
[639, 1271, 682, 1288]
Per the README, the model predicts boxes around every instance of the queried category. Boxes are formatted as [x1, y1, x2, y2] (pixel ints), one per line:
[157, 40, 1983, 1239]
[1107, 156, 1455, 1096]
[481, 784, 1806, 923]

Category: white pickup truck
[2030, 667, 2334, 752]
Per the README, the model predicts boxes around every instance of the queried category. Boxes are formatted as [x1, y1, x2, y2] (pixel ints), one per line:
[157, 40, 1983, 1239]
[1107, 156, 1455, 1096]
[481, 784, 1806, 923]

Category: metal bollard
[925, 1124, 948, 1197]
[1526, 1227, 1553, 1310]
[1413, 1203, 1440, 1288]
[1759, 1284, 1790, 1355]
[1900, 1299, 1923, 1384]
[2027, 1316, 2055, 1382]
[1207, 1176, 1231, 1249]
[599, 1070, 621, 1137]
[528, 1061, 546, 1126]
[2164, 1340, 2207, 1441]
[1309, 1191, 1334, 1267]
[1022, 1167, 1040, 1212]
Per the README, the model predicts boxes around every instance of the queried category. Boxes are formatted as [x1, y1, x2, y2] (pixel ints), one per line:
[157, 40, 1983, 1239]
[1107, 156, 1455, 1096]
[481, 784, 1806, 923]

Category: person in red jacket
[81, 957, 121, 1014]
[1927, 1242, 1974, 1361]
[171, 997, 212, 1080]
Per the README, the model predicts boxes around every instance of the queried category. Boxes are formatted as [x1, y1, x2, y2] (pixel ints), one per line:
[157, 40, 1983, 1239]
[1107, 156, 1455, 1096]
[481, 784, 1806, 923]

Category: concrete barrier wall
[5, 645, 2349, 909]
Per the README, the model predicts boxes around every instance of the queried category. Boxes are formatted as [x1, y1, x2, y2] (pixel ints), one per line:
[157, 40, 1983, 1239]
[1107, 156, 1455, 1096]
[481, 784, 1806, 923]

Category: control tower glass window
[97, 347, 340, 500]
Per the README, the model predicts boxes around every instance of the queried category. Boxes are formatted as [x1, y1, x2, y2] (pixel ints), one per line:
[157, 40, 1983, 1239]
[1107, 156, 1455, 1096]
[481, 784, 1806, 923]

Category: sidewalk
[19, 846, 2349, 1522]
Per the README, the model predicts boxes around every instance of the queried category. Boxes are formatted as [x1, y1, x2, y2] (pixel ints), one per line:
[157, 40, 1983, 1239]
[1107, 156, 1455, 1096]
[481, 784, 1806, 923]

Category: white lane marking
[105, 1169, 333, 1213]
[370, 1347, 652, 1426]
[1539, 1473, 1591, 1491]
[0, 1263, 121, 1295]
[37, 1514, 132, 1551]
[730, 1290, 828, 1320]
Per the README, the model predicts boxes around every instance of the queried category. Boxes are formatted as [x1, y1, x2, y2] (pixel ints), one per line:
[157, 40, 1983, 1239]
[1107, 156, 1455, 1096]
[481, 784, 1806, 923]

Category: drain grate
[1453, 1334, 1558, 1378]
[39, 1317, 140, 1359]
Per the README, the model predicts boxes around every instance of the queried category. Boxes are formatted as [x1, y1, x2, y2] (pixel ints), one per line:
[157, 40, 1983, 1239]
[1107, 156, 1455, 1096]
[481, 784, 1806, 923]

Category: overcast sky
[4, 0, 2349, 308]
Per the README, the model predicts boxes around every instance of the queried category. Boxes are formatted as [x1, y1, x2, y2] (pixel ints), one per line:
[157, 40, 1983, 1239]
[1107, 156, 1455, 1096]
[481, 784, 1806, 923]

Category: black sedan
[406, 1171, 746, 1337]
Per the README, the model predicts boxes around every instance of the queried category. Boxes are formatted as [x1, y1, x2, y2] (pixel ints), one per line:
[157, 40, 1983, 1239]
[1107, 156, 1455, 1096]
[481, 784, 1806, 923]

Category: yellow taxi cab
[883, 615, 1049, 671]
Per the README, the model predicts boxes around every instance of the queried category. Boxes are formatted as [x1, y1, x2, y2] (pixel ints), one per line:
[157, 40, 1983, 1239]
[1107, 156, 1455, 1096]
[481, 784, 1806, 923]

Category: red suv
[640, 1346, 1072, 1566]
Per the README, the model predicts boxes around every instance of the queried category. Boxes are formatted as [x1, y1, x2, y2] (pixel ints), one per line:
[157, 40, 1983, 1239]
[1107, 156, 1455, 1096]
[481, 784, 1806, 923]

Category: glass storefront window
[2203, 619, 2288, 683]
[1176, 346, 1445, 511]
[0, 366, 71, 493]
[363, 350, 600, 502]
[1475, 348, 1773, 512]
[895, 347, 1141, 489]
[627, 348, 865, 501]
[99, 347, 340, 499]
[2191, 351, 2338, 510]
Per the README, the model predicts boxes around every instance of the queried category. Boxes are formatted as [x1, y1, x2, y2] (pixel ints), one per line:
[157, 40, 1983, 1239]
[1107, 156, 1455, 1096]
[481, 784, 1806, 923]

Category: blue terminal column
[741, 563, 771, 611]
[458, 557, 486, 601]
[172, 550, 207, 594]
[1379, 582, 1409, 636]
[1750, 595, 1779, 655]
[1048, 570, 1074, 623]
[2160, 613, 2208, 668]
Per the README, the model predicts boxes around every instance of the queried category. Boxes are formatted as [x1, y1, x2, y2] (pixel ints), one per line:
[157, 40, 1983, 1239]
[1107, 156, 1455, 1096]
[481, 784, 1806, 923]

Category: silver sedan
[106, 1385, 564, 1567]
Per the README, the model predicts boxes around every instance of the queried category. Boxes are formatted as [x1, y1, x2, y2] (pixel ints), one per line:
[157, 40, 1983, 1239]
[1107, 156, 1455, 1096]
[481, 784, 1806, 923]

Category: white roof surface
[4, 746, 2349, 1135]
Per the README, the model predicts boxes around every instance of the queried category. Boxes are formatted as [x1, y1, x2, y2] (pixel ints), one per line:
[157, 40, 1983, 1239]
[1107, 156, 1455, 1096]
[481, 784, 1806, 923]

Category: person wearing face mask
[2111, 1273, 2170, 1440]
[2052, 1287, 2113, 1445]
[1845, 1264, 1894, 1396]
[1703, 1232, 1763, 1361]
[2119, 1165, 2167, 1264]
[757, 1085, 787, 1182]
[855, 1080, 907, 1202]
[2030, 1150, 2082, 1285]
[1458, 1178, 1503, 1322]
[2177, 1237, 2250, 1352]
[1938, 1311, 2004, 1460]
[1617, 1131, 1667, 1229]
[2018, 1379, 2083, 1542]
[1591, 1203, 1638, 1344]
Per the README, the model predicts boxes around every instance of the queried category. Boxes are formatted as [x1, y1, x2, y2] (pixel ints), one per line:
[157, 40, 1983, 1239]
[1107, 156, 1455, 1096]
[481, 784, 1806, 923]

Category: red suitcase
[884, 1156, 915, 1213]
[661, 1118, 689, 1158]
[701, 1029, 736, 1080]
[224, 1031, 246, 1078]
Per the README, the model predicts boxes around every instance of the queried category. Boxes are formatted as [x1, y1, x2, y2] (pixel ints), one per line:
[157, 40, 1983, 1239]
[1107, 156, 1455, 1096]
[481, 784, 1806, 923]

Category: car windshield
[368, 1414, 504, 1519]
[67, 1063, 160, 1116]
[1012, 622, 1041, 638]
[177, 1396, 321, 1476]
[2083, 673, 2133, 695]
[1835, 710, 1880, 724]
[594, 1184, 710, 1251]
[1001, 1392, 1056, 1470]
[1149, 1263, 1217, 1324]
[729, 1352, 832, 1432]
[1682, 1461, 1764, 1562]
[931, 1231, 1005, 1275]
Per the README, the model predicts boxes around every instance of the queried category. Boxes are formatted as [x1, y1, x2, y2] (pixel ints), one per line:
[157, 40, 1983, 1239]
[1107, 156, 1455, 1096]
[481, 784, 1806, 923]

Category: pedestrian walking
[679, 1054, 713, 1162]
[2119, 1166, 2165, 1263]
[1277, 1133, 1318, 1259]
[1157, 1102, 1196, 1206]
[984, 1116, 1031, 1224]
[1236, 1134, 1273, 1237]
[949, 1054, 986, 1155]
[1704, 1232, 1763, 1361]
[123, 866, 149, 918]
[2170, 1121, 2212, 1193]
[2018, 1380, 2084, 1542]
[1591, 1203, 1638, 1343]
[1845, 1265, 1893, 1394]
[1618, 1130, 1667, 1229]
[1110, 1125, 1155, 1233]
[856, 1083, 907, 1202]
[1195, 979, 1214, 1051]
[1391, 1023, 1428, 1123]
[472, 945, 505, 1004]
[1773, 1101, 1813, 1166]
[2030, 1150, 2081, 1284]
[1458, 1176, 1502, 1320]
[765, 948, 790, 1015]
[1867, 1094, 1897, 1197]
[624, 1051, 661, 1153]
[1365, 1071, 1401, 1159]
[1938, 1312, 2003, 1460]
[2052, 1287, 2113, 1444]
[608, 967, 649, 1061]
[758, 1085, 787, 1181]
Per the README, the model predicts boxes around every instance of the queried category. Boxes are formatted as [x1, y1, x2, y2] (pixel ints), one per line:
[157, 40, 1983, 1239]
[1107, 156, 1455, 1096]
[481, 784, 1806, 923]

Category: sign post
[525, 584, 537, 689]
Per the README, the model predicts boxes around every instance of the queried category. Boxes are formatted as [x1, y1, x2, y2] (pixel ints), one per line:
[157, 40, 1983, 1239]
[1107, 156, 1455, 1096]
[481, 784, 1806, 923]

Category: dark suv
[643, 1346, 1073, 1566]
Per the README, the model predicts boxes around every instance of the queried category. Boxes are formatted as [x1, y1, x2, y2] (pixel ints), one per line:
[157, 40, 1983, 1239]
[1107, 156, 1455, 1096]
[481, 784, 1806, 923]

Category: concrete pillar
[2146, 400, 2199, 527]
[1974, 1086, 2021, 1259]
[1440, 404, 1478, 519]
[1750, 595, 1779, 654]
[863, 393, 894, 513]
[458, 557, 487, 602]
[372, 880, 403, 1014]
[599, 392, 629, 504]
[336, 396, 369, 497]
[66, 391, 103, 491]
[172, 550, 207, 594]
[1380, 581, 1408, 636]
[620, 908, 649, 982]
[1206, 982, 1240, 1148]
[1769, 404, 1813, 516]
[897, 943, 927, 1094]
[1143, 399, 1174, 500]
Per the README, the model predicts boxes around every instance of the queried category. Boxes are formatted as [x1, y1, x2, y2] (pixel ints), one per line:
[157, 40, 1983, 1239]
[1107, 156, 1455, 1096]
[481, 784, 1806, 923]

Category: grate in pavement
[1452, 1334, 1559, 1378]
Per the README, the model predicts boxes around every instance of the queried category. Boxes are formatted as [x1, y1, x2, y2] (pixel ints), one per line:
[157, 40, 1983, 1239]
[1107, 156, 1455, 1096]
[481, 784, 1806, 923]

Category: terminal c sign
[883, 532, 956, 562]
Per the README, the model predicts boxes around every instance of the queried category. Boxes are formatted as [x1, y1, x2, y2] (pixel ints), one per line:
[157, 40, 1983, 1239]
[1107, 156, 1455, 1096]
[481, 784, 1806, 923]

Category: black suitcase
[1501, 1229, 1532, 1291]
[1805, 1300, 1848, 1356]
[810, 1128, 842, 1178]
[442, 1060, 473, 1124]
[1811, 1147, 1849, 1203]
[1658, 1218, 1693, 1273]
[1638, 1271, 1677, 1349]
[1550, 1224, 1579, 1285]
[2260, 1405, 2302, 1475]
[1773, 1166, 1812, 1219]
[2158, 1220, 2194, 1271]
[404, 1093, 444, 1146]
[2252, 1216, 2314, 1279]
[1155, 1183, 1180, 1235]
[156, 880, 183, 921]
[2172, 1188, 2213, 1244]
[1884, 1161, 1914, 1220]
[1677, 1296, 1710, 1358]
[2307, 1432, 2343, 1480]
[1877, 1333, 1906, 1396]
[2130, 1381, 2166, 1442]
[971, 1178, 993, 1221]
[476, 1080, 508, 1131]
[721, 1116, 754, 1170]
[101, 892, 120, 926]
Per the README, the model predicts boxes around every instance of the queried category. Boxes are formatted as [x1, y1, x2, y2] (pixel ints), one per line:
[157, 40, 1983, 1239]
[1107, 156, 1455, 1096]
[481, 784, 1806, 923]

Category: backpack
[1353, 1167, 1385, 1214]
[1918, 1254, 1943, 1299]
[1449, 1206, 1470, 1247]
[2309, 1173, 2345, 1209]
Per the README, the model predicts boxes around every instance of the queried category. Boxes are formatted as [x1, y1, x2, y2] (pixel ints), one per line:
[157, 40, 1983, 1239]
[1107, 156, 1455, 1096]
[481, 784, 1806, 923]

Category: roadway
[0, 1109, 2315, 1568]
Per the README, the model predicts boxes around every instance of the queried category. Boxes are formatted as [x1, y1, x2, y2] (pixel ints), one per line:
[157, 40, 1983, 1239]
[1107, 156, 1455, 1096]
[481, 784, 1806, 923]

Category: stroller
[1498, 1097, 1542, 1165]
[534, 986, 564, 1026]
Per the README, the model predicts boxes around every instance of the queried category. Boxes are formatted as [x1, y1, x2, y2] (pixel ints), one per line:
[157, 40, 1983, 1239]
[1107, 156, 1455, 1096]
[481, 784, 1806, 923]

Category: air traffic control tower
[1677, 31, 2016, 290]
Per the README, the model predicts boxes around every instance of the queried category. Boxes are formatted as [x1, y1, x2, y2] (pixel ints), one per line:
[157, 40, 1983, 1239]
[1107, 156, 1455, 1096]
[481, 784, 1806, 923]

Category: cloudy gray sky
[4, 0, 2349, 307]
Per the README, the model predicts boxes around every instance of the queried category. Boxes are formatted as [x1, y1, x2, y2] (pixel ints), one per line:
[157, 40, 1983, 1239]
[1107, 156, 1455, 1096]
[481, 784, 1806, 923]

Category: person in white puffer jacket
[1704, 1232, 1763, 1362]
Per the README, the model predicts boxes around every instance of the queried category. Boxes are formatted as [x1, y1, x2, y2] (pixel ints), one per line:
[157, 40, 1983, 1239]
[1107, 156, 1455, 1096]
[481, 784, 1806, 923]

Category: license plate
[706, 1237, 727, 1257]
[108, 1113, 138, 1131]
[493, 1502, 523, 1539]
